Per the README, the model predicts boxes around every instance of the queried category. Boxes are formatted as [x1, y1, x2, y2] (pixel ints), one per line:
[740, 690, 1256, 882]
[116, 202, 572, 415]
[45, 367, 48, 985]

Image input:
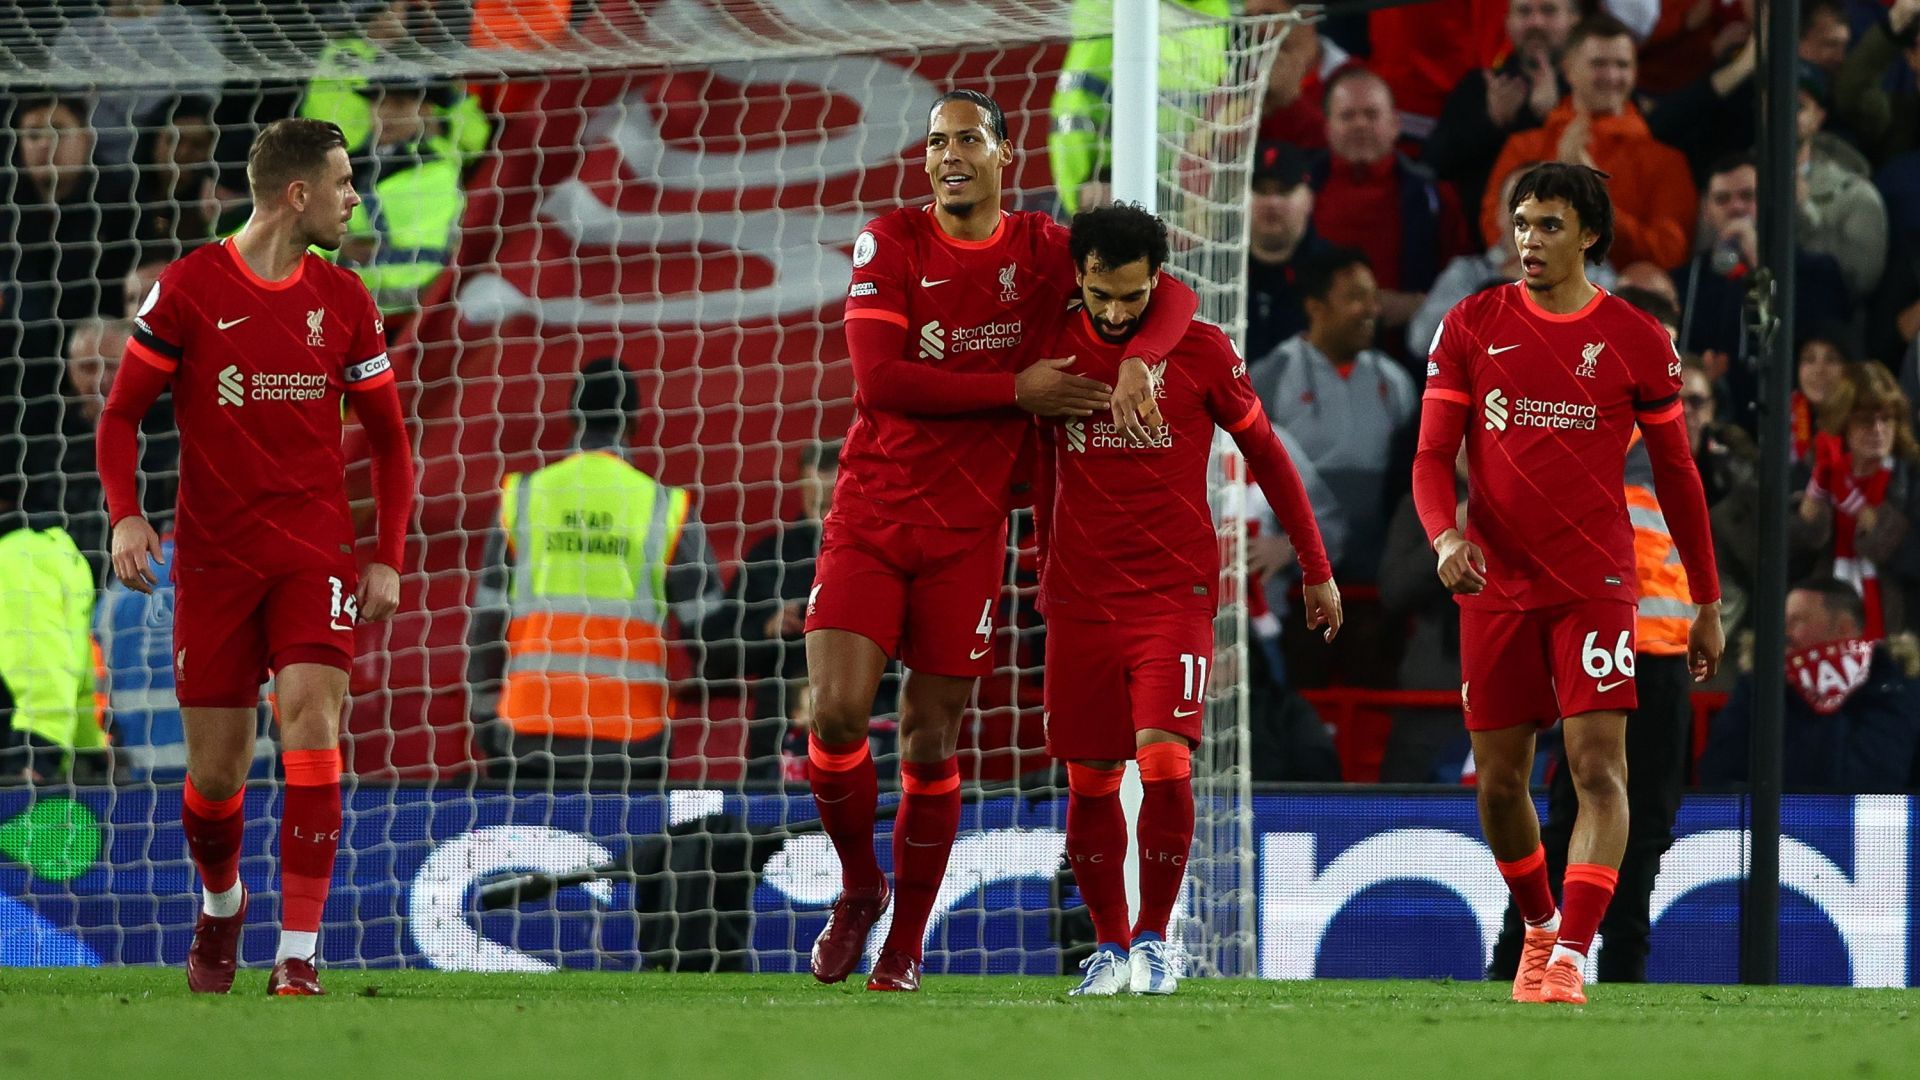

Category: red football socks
[1556, 862, 1620, 958]
[808, 735, 885, 895]
[1132, 743, 1194, 941]
[1496, 845, 1559, 927]
[278, 749, 342, 937]
[1065, 763, 1130, 948]
[182, 776, 245, 895]
[883, 757, 962, 960]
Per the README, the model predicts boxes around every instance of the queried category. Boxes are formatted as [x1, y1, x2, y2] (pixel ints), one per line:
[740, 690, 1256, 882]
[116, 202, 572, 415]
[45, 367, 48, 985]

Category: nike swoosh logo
[1487, 344, 1520, 355]
[217, 316, 250, 330]
[1173, 707, 1200, 718]
[920, 277, 951, 288]
[1596, 678, 1627, 692]
[330, 620, 353, 631]
[969, 646, 992, 660]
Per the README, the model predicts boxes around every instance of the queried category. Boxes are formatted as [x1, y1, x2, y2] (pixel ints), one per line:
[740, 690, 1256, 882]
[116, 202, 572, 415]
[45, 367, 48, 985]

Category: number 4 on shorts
[1580, 630, 1635, 680]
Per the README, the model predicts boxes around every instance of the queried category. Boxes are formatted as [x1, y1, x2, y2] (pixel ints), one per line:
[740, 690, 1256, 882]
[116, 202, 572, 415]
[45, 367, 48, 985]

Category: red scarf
[1830, 460, 1892, 640]
[1786, 638, 1876, 714]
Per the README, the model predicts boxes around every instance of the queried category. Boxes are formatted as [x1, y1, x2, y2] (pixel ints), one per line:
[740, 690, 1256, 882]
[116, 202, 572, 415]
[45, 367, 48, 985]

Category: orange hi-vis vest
[1624, 434, 1694, 656]
[498, 451, 690, 743]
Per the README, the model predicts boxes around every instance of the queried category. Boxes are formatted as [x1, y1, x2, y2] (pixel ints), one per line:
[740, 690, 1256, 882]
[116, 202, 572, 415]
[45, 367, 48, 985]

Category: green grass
[1, 970, 1913, 1079]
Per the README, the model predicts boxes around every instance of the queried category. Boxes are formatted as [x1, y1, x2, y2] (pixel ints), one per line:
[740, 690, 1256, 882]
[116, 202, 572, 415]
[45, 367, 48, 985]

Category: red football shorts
[1043, 612, 1213, 761]
[172, 562, 358, 708]
[804, 504, 1007, 678]
[1458, 598, 1639, 731]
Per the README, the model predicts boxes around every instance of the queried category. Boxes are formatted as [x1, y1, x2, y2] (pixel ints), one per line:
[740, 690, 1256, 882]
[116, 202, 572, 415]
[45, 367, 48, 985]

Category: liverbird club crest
[998, 264, 1019, 303]
[1577, 341, 1604, 379]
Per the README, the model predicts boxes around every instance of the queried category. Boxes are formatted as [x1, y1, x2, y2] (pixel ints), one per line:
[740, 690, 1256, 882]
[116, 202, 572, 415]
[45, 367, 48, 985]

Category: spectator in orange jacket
[1481, 13, 1697, 269]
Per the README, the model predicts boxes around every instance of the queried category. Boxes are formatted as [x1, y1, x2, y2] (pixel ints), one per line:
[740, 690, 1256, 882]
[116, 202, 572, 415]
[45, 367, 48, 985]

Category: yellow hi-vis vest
[1624, 434, 1694, 656]
[0, 524, 103, 758]
[498, 452, 690, 743]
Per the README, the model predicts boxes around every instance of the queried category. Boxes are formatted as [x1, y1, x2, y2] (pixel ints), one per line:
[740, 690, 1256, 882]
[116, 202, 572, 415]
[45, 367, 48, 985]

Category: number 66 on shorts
[1459, 598, 1639, 731]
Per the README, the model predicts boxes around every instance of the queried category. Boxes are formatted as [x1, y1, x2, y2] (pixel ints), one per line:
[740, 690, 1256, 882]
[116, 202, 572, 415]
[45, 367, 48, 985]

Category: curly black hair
[931, 89, 1007, 142]
[1069, 202, 1170, 274]
[1507, 162, 1615, 265]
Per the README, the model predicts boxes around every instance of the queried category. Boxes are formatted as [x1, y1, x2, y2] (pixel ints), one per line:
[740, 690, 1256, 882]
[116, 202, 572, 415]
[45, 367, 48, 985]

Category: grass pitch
[2, 969, 1912, 1079]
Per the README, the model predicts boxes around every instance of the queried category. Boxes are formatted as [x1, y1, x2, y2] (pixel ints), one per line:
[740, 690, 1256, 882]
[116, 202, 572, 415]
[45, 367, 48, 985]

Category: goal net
[0, 1, 1290, 978]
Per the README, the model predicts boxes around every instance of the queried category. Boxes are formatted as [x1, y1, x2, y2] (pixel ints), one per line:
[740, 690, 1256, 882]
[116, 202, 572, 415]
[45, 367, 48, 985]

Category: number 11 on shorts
[1179, 653, 1208, 704]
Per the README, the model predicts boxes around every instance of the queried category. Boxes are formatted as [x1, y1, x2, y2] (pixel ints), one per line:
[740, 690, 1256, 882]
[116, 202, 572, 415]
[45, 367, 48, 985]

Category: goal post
[0, 0, 1298, 977]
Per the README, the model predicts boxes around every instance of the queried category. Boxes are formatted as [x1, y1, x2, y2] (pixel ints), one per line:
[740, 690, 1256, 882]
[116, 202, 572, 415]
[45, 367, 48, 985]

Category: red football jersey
[1038, 308, 1328, 621]
[838, 206, 1077, 528]
[127, 240, 393, 571]
[1423, 283, 1683, 610]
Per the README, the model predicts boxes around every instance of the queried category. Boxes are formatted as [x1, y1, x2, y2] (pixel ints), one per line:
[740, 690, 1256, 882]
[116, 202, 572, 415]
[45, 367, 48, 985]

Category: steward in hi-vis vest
[468, 358, 721, 785]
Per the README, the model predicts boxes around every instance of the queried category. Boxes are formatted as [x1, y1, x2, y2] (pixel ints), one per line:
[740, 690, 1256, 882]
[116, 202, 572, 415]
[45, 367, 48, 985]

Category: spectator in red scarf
[1699, 577, 1920, 789]
[1793, 363, 1920, 639]
[1790, 329, 1854, 470]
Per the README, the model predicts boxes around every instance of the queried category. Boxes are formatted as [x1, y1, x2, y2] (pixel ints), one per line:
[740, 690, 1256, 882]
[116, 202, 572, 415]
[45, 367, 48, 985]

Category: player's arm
[1412, 316, 1486, 595]
[1224, 404, 1343, 640]
[1029, 420, 1058, 574]
[845, 312, 1022, 413]
[1205, 339, 1340, 639]
[101, 333, 175, 593]
[1121, 272, 1199, 366]
[1635, 375, 1725, 681]
[343, 318, 415, 622]
[843, 220, 1107, 417]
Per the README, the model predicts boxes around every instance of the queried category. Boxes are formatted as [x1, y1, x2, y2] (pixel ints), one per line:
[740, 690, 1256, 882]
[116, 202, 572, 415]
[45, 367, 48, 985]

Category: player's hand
[1111, 357, 1164, 445]
[1015, 356, 1110, 417]
[1303, 578, 1343, 643]
[110, 516, 163, 595]
[356, 562, 401, 623]
[1433, 529, 1487, 595]
[1688, 600, 1725, 682]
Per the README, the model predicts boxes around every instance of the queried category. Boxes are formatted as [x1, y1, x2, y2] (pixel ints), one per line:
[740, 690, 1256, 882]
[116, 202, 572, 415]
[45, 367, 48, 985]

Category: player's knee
[1569, 754, 1629, 803]
[186, 763, 247, 802]
[897, 720, 959, 762]
[1475, 765, 1531, 808]
[807, 689, 872, 745]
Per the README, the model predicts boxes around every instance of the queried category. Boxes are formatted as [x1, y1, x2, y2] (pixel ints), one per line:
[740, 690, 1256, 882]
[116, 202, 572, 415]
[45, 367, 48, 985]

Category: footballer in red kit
[802, 90, 1202, 993]
[1036, 205, 1340, 997]
[99, 119, 415, 997]
[1411, 163, 1722, 1005]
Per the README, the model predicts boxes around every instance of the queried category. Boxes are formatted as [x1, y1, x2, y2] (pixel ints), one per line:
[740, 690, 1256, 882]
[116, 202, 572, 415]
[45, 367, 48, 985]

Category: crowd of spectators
[1229, 0, 1920, 787]
[6, 1, 1920, 792]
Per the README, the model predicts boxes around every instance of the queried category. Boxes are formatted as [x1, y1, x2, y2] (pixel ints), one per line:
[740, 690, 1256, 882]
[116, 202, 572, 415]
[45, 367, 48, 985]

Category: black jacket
[1700, 643, 1920, 789]
[700, 519, 821, 682]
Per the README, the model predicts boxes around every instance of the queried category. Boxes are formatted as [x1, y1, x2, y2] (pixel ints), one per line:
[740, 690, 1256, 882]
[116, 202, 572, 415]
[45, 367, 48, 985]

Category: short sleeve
[1204, 332, 1265, 434]
[128, 265, 189, 374]
[343, 282, 393, 392]
[1631, 321, 1684, 422]
[843, 215, 911, 328]
[1421, 307, 1474, 408]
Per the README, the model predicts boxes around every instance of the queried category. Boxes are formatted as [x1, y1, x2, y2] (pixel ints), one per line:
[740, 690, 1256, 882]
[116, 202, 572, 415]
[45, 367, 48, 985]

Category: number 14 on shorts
[329, 575, 358, 632]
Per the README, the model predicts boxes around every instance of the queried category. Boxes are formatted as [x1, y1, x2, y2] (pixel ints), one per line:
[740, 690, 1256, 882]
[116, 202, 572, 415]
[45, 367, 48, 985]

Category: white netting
[0, 1, 1290, 978]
